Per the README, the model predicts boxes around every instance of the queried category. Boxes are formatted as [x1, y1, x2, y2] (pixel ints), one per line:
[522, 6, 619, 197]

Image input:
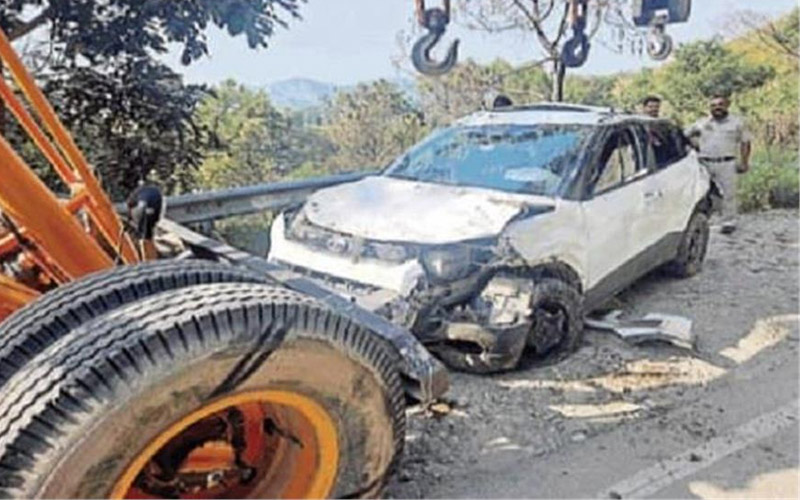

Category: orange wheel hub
[111, 390, 339, 499]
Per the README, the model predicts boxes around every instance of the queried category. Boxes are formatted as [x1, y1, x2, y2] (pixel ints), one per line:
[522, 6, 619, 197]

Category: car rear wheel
[666, 211, 709, 278]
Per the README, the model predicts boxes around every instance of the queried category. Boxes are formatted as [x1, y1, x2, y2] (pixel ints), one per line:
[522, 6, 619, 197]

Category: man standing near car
[642, 95, 662, 118]
[685, 93, 752, 234]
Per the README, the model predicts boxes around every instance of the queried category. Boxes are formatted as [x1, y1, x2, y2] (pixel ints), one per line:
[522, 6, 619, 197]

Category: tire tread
[0, 283, 405, 498]
[0, 260, 268, 388]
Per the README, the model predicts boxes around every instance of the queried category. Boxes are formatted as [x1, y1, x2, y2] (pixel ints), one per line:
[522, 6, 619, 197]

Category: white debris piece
[585, 311, 695, 350]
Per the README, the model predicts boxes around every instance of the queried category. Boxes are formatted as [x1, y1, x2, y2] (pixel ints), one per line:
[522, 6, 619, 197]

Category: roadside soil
[386, 209, 799, 498]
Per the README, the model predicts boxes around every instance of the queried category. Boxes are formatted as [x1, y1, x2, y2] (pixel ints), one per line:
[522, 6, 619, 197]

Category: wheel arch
[695, 178, 723, 216]
[494, 260, 584, 294]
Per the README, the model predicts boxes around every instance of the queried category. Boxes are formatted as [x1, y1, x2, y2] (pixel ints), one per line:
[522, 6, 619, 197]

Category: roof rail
[491, 102, 615, 114]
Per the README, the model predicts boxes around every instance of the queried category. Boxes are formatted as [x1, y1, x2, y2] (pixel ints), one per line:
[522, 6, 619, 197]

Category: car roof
[455, 102, 656, 127]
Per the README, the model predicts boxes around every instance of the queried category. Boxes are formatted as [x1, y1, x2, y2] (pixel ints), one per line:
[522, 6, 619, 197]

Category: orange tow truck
[0, 27, 446, 499]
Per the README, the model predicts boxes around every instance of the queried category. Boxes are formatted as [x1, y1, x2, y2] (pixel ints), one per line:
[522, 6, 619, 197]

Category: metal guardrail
[162, 171, 374, 224]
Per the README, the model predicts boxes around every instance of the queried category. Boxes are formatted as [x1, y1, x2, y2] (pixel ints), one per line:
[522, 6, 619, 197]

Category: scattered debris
[551, 402, 642, 419]
[585, 310, 695, 350]
[407, 400, 470, 420]
[570, 430, 588, 442]
[429, 402, 453, 417]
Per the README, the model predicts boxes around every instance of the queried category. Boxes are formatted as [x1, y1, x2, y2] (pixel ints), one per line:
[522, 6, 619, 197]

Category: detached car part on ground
[269, 103, 721, 374]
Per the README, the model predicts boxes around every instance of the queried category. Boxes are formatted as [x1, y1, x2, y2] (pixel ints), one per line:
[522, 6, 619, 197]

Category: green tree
[730, 9, 799, 147]
[609, 69, 658, 113]
[563, 74, 617, 107]
[323, 80, 427, 171]
[0, 0, 302, 198]
[416, 58, 550, 126]
[659, 39, 774, 123]
[194, 80, 333, 189]
[43, 58, 208, 197]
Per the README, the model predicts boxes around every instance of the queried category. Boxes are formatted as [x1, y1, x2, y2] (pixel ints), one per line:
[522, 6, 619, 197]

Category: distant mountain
[265, 78, 342, 110]
[265, 77, 418, 110]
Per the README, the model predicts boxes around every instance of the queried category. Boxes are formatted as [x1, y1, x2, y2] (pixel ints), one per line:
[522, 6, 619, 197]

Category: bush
[738, 147, 799, 212]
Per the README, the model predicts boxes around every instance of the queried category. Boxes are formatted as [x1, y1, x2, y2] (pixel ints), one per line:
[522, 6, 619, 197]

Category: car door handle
[644, 190, 663, 199]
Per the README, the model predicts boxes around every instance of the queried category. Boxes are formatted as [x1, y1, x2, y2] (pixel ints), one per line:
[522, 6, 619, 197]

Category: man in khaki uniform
[685, 94, 752, 234]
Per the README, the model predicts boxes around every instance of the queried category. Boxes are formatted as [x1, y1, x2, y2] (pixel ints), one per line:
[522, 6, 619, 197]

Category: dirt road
[387, 210, 799, 498]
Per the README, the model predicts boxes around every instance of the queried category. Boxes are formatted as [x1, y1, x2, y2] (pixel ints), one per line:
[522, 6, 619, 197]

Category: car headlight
[372, 242, 408, 263]
[422, 246, 473, 282]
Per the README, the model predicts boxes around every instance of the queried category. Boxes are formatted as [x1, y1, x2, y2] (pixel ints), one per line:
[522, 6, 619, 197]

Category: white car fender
[693, 152, 718, 199]
[503, 200, 588, 291]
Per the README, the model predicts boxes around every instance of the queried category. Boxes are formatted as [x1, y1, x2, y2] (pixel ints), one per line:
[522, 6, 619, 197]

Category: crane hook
[412, 1, 459, 76]
[561, 0, 591, 68]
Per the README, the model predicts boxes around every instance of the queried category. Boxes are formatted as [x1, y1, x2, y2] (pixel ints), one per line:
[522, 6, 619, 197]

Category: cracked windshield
[386, 124, 590, 195]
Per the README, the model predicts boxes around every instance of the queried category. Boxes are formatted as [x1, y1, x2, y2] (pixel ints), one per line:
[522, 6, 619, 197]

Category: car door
[580, 127, 647, 293]
[639, 122, 700, 238]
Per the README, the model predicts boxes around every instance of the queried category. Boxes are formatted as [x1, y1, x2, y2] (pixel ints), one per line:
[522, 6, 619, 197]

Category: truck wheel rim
[111, 390, 339, 499]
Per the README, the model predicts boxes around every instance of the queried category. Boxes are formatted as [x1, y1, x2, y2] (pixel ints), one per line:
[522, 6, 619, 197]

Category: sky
[163, 0, 798, 86]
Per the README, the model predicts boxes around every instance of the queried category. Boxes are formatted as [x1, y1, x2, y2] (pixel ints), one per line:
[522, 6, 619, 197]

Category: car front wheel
[527, 278, 584, 357]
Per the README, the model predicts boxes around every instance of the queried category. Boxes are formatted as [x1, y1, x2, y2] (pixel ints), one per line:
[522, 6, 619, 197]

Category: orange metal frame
[0, 27, 140, 321]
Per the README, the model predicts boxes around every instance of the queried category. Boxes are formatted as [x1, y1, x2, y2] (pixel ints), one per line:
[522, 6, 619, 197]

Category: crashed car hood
[303, 176, 556, 244]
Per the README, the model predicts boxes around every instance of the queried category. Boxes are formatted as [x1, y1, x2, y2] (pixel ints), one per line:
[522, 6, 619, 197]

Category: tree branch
[553, 2, 572, 48]
[732, 12, 800, 60]
[538, 0, 556, 21]
[463, 9, 523, 33]
[763, 21, 800, 58]
[587, 2, 605, 38]
[516, 0, 555, 54]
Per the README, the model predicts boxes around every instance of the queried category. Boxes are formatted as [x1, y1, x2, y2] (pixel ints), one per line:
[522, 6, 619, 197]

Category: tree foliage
[40, 57, 207, 197]
[416, 59, 553, 125]
[563, 74, 617, 107]
[659, 39, 774, 120]
[727, 8, 799, 62]
[194, 80, 332, 189]
[0, 0, 301, 64]
[0, 0, 303, 198]
[322, 80, 426, 171]
[728, 9, 799, 146]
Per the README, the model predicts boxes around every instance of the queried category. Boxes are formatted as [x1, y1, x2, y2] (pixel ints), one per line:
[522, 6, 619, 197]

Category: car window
[642, 122, 689, 169]
[384, 124, 591, 196]
[591, 129, 639, 195]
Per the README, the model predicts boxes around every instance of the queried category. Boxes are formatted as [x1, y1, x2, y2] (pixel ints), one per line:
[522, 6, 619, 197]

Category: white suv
[269, 104, 719, 372]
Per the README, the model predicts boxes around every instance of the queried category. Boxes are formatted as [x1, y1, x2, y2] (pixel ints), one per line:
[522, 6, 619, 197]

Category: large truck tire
[0, 283, 405, 499]
[0, 260, 268, 388]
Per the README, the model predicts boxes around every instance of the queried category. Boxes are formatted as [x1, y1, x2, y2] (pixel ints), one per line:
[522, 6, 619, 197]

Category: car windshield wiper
[385, 171, 418, 181]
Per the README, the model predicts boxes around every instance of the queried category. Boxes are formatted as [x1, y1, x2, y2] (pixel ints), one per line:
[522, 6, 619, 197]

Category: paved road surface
[388, 210, 799, 499]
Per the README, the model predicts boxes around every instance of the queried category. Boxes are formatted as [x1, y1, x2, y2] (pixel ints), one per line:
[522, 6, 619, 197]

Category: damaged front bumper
[269, 212, 537, 374]
[418, 273, 537, 373]
[428, 321, 530, 374]
[276, 261, 533, 374]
